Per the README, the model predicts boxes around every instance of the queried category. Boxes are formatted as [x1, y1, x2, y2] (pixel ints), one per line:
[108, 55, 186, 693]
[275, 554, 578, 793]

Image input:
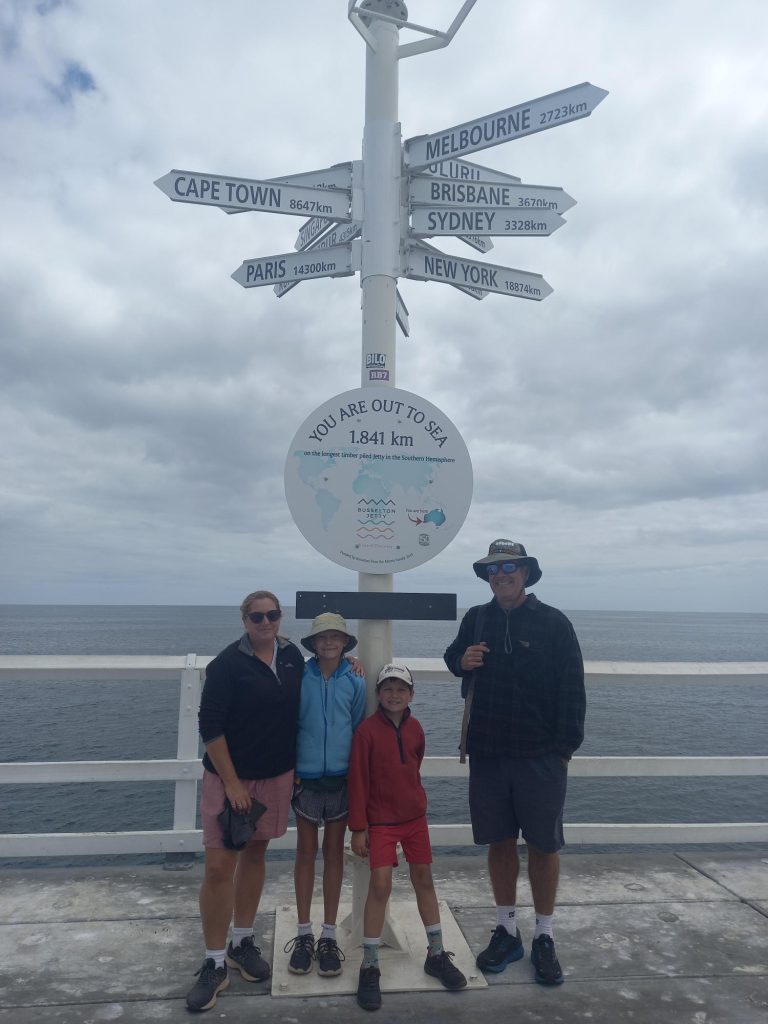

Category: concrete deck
[1, 851, 767, 1023]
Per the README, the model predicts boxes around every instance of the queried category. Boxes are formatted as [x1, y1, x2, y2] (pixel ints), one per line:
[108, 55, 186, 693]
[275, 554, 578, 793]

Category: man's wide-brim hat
[301, 612, 357, 653]
[472, 538, 542, 586]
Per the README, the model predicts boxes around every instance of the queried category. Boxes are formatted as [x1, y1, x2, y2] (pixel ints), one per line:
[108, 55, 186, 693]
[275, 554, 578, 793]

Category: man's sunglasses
[246, 610, 281, 624]
[487, 562, 523, 577]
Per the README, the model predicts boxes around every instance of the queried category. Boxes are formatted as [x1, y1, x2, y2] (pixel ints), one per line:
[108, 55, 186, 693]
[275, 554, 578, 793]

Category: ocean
[1, 605, 767, 862]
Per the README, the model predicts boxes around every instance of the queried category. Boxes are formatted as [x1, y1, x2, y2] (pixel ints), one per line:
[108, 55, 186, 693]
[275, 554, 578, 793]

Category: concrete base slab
[431, 852, 738, 906]
[555, 852, 738, 904]
[680, 852, 768, 901]
[0, 913, 272, 1006]
[0, 851, 738, 928]
[271, 899, 486, 996]
[2, 853, 768, 1023]
[2, 975, 766, 1024]
[455, 899, 768, 985]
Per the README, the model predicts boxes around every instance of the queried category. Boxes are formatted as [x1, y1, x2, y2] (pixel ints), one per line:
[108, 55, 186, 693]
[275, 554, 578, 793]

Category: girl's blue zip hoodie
[295, 657, 367, 779]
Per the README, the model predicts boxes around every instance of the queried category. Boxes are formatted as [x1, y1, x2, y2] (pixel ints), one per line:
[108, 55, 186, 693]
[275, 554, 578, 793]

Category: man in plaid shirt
[444, 539, 585, 987]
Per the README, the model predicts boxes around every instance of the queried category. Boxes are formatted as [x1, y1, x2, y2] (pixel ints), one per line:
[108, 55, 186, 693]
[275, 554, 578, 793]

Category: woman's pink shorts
[201, 768, 293, 848]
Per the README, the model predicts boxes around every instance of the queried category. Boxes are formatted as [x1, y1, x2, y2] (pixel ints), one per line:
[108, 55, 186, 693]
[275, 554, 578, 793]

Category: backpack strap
[458, 603, 489, 764]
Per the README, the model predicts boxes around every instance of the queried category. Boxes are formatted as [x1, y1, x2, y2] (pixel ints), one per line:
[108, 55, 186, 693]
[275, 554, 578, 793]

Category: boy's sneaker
[356, 965, 382, 1011]
[284, 933, 315, 975]
[316, 937, 345, 977]
[424, 949, 467, 990]
[476, 925, 524, 973]
[185, 958, 228, 1013]
[225, 935, 271, 981]
[530, 934, 564, 986]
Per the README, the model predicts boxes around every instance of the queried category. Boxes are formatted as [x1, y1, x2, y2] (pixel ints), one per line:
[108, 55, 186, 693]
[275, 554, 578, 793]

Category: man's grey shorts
[468, 752, 568, 853]
[291, 781, 348, 826]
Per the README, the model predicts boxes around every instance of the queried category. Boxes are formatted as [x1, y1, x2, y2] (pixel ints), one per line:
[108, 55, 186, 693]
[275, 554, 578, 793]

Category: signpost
[232, 242, 360, 289]
[405, 81, 609, 169]
[222, 163, 354, 215]
[273, 222, 362, 297]
[295, 216, 335, 251]
[421, 156, 522, 184]
[406, 243, 553, 301]
[455, 234, 493, 254]
[154, 169, 351, 219]
[409, 174, 576, 213]
[155, 0, 606, 988]
[410, 206, 564, 237]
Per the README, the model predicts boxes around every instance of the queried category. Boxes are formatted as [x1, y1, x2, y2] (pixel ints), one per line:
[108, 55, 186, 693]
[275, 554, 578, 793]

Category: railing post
[164, 653, 202, 870]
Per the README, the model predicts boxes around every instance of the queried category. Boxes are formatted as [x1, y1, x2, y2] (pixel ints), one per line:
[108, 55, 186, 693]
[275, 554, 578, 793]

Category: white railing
[1, 655, 767, 857]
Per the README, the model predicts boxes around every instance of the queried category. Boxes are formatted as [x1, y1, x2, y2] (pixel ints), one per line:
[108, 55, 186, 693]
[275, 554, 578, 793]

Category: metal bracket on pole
[347, 0, 379, 49]
[398, 0, 479, 59]
[349, 1, 478, 58]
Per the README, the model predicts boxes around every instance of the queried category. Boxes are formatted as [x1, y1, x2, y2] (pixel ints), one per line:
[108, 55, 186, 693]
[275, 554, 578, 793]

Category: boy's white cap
[376, 663, 414, 688]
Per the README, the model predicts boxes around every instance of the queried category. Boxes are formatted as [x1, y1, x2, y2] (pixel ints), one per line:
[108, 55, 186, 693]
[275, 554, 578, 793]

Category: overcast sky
[1, 0, 766, 613]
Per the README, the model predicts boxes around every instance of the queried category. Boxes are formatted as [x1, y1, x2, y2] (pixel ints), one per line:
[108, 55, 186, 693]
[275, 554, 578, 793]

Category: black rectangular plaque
[295, 591, 456, 621]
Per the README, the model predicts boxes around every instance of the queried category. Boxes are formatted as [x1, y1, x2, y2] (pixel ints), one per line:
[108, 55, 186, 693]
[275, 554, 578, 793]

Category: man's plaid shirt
[444, 594, 585, 759]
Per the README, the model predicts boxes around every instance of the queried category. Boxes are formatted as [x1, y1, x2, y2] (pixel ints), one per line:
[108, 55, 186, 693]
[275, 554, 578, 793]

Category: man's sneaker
[356, 965, 382, 1011]
[185, 958, 228, 1013]
[530, 934, 564, 986]
[476, 925, 524, 973]
[424, 949, 467, 990]
[284, 933, 315, 975]
[225, 935, 271, 982]
[316, 937, 345, 977]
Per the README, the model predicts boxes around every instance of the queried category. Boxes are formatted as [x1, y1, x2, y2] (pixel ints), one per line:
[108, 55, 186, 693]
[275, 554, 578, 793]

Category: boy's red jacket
[347, 707, 428, 831]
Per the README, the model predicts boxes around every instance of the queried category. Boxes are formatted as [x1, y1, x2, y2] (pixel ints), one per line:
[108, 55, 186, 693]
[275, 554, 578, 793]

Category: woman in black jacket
[187, 589, 304, 1012]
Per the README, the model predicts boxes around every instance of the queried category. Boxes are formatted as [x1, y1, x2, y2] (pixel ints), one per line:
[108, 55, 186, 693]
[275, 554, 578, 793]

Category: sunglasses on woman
[246, 610, 281, 623]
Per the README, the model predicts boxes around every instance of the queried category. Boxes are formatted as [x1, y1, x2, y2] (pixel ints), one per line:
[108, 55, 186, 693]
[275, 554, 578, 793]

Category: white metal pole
[357, 3, 403, 706]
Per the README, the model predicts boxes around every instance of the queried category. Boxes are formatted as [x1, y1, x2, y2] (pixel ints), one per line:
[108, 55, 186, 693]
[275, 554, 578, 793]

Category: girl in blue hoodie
[284, 613, 367, 979]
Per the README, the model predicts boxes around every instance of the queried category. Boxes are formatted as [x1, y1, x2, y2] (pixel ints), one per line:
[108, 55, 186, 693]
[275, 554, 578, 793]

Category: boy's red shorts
[368, 816, 432, 869]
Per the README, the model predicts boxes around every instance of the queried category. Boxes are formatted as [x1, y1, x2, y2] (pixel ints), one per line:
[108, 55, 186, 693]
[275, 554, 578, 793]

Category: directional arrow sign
[413, 240, 488, 302]
[405, 82, 609, 170]
[411, 207, 564, 237]
[457, 234, 494, 254]
[234, 242, 360, 289]
[406, 244, 552, 301]
[421, 157, 521, 185]
[275, 222, 362, 297]
[224, 163, 352, 216]
[155, 169, 350, 220]
[296, 216, 335, 251]
[396, 288, 410, 337]
[410, 175, 576, 214]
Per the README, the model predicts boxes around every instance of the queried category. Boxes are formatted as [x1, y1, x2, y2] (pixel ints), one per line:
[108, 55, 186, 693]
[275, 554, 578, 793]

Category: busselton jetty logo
[357, 498, 395, 539]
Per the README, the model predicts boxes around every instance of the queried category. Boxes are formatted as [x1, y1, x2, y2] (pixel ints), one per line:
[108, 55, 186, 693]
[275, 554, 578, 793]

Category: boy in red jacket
[348, 664, 467, 1011]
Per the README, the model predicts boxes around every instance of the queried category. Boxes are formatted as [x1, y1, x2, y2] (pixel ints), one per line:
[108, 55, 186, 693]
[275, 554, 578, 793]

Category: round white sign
[285, 387, 473, 573]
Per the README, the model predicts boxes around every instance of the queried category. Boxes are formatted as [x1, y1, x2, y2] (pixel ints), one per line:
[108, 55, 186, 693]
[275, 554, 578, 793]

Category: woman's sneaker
[475, 925, 524, 973]
[424, 949, 467, 989]
[530, 934, 564, 985]
[316, 937, 345, 976]
[225, 935, 271, 981]
[284, 933, 316, 974]
[185, 958, 229, 1012]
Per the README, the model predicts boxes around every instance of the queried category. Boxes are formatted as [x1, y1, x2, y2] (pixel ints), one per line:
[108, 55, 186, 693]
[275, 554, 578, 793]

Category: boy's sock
[496, 905, 517, 933]
[297, 921, 313, 937]
[425, 924, 444, 957]
[230, 927, 252, 948]
[361, 936, 381, 968]
[533, 912, 554, 939]
[205, 947, 227, 968]
[320, 923, 337, 941]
